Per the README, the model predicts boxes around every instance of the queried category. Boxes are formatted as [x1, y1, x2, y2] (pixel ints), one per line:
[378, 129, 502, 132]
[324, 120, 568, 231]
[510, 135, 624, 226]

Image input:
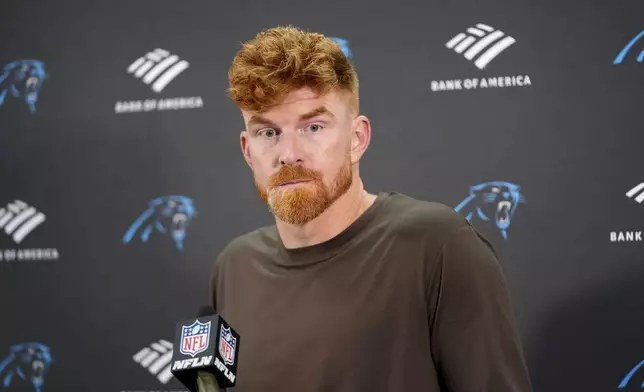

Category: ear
[350, 115, 371, 164]
[240, 130, 253, 169]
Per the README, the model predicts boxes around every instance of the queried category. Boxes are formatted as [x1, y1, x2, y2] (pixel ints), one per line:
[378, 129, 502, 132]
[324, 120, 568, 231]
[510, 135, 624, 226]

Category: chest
[218, 242, 430, 371]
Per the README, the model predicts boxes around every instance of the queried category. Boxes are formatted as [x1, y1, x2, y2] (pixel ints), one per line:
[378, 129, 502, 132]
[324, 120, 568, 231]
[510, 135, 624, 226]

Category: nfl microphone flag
[171, 309, 240, 390]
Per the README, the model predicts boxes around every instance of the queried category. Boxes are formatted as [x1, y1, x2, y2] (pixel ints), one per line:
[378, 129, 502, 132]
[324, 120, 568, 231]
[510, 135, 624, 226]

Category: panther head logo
[122, 195, 197, 251]
[618, 358, 644, 389]
[454, 181, 526, 240]
[0, 60, 48, 114]
[329, 37, 352, 59]
[0, 342, 53, 392]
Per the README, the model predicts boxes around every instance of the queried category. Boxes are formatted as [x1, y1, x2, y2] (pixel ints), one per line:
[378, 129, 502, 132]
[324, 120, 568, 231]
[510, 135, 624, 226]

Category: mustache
[268, 165, 322, 187]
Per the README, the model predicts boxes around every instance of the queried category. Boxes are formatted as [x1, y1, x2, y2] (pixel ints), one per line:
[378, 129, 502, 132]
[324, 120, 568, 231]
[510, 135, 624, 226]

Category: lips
[278, 180, 311, 186]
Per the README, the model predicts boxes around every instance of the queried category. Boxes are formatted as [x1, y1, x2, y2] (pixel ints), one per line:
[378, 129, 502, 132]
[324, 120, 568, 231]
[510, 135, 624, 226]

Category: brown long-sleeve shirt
[209, 191, 533, 391]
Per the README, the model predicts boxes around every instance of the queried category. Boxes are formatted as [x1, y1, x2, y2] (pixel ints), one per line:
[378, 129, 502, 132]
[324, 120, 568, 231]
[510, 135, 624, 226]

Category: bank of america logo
[127, 49, 190, 93]
[446, 23, 516, 69]
[626, 182, 644, 203]
[614, 30, 644, 64]
[0, 200, 46, 244]
[133, 339, 175, 384]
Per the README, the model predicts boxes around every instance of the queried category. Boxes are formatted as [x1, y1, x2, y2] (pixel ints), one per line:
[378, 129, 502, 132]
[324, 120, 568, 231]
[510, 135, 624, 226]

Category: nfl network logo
[219, 325, 236, 366]
[180, 320, 211, 357]
[114, 47, 203, 114]
[431, 23, 532, 92]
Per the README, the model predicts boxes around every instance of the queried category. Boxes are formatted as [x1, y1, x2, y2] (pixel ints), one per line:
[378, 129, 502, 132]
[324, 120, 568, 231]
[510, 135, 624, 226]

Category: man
[210, 25, 533, 391]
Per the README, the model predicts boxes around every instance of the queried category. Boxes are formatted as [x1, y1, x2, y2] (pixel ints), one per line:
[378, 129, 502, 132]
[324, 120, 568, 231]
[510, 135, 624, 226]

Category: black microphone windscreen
[196, 305, 215, 318]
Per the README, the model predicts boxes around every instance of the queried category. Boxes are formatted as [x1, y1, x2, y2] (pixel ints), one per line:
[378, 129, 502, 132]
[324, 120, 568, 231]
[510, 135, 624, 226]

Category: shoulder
[213, 225, 278, 268]
[380, 192, 471, 244]
[209, 225, 278, 305]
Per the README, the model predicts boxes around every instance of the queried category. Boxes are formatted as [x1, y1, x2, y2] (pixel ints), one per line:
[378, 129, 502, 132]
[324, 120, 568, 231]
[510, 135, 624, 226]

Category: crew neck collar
[270, 192, 391, 267]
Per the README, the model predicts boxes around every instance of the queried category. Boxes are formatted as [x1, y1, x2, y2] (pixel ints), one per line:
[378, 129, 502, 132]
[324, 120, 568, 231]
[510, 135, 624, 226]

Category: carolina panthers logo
[329, 37, 352, 59]
[0, 342, 53, 392]
[0, 60, 48, 114]
[454, 181, 526, 240]
[618, 359, 644, 389]
[123, 195, 197, 251]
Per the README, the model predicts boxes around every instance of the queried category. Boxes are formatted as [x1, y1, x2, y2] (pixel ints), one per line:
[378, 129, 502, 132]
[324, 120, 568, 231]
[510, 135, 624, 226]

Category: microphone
[170, 306, 240, 391]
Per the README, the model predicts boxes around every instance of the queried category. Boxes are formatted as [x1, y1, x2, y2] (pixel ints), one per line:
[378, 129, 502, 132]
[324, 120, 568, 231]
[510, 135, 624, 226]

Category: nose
[278, 132, 305, 166]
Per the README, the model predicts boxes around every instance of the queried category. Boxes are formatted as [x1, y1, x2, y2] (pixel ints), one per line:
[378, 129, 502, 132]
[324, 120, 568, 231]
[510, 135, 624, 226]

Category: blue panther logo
[613, 30, 644, 65]
[619, 359, 644, 389]
[329, 37, 352, 59]
[123, 195, 197, 251]
[454, 181, 526, 240]
[0, 343, 53, 392]
[0, 60, 48, 114]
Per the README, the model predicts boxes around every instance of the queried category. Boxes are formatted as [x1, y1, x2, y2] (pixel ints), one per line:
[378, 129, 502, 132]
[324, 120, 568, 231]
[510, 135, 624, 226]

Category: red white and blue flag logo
[219, 325, 236, 366]
[180, 320, 211, 357]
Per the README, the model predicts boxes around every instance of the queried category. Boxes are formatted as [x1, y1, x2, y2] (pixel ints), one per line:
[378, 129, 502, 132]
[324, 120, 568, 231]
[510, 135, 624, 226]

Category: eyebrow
[300, 106, 335, 121]
[247, 106, 335, 128]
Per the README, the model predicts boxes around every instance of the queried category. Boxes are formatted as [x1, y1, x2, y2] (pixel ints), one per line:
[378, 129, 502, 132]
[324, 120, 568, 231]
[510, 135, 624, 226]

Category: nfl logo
[219, 325, 237, 366]
[179, 320, 211, 357]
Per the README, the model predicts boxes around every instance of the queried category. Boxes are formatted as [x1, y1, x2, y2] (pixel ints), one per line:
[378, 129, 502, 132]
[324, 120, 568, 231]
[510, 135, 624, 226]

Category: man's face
[240, 88, 359, 225]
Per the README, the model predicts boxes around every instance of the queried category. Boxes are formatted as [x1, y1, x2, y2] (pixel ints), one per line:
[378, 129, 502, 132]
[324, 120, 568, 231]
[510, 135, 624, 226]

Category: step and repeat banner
[0, 0, 642, 391]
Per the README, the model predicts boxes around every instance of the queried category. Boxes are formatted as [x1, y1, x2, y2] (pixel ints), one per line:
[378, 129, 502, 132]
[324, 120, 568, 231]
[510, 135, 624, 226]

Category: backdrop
[1, 1, 643, 391]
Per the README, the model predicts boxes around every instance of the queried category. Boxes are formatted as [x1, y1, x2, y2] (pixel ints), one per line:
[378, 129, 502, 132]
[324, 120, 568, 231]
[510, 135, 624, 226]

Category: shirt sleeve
[427, 225, 533, 392]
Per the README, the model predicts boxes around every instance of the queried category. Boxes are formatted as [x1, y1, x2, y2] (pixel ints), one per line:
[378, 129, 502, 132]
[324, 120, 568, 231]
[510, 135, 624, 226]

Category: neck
[275, 178, 376, 249]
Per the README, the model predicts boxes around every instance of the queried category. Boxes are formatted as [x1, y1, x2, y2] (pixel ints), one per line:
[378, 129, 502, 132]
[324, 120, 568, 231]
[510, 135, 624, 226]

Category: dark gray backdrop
[1, 1, 643, 391]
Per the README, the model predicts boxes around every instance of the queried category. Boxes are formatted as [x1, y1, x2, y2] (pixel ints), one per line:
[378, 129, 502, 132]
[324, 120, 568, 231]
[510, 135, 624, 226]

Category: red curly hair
[227, 25, 358, 113]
